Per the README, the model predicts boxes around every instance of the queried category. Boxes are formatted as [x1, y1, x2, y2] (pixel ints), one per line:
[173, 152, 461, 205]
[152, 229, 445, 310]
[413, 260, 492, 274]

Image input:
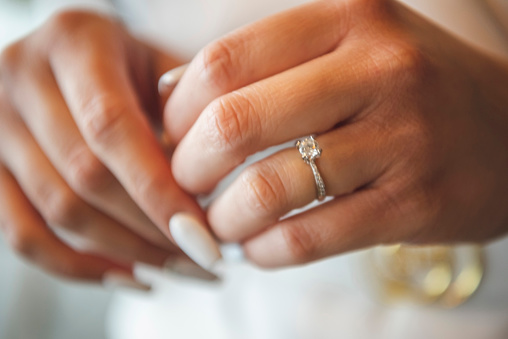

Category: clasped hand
[1, 0, 508, 282]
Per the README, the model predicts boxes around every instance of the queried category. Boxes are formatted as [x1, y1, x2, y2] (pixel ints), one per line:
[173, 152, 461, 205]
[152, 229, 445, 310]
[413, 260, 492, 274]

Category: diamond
[297, 136, 321, 162]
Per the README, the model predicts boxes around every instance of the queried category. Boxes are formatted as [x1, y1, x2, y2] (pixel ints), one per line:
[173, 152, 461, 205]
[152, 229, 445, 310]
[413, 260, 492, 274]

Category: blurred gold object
[364, 244, 484, 308]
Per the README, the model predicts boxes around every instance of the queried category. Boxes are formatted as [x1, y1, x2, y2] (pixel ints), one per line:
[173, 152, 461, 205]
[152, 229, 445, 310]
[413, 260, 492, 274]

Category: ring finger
[207, 122, 392, 242]
[172, 45, 379, 194]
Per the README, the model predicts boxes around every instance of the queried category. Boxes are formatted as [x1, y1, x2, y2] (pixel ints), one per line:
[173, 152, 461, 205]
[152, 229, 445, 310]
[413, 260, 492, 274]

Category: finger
[172, 47, 377, 193]
[49, 26, 204, 236]
[0, 165, 129, 282]
[158, 63, 188, 97]
[129, 41, 185, 129]
[5, 62, 172, 249]
[164, 0, 348, 140]
[0, 106, 174, 267]
[207, 124, 390, 242]
[242, 188, 401, 268]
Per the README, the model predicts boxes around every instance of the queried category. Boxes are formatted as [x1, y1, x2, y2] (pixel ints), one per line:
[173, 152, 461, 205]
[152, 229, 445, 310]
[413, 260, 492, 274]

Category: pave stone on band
[296, 136, 326, 201]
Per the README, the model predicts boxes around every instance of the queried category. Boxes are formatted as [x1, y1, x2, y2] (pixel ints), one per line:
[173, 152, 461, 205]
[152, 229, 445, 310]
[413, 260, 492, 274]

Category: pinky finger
[0, 165, 141, 285]
[242, 188, 406, 268]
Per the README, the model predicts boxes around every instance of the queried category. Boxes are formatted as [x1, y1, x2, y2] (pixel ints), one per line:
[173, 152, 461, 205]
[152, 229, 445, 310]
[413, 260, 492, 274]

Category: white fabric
[0, 1, 508, 339]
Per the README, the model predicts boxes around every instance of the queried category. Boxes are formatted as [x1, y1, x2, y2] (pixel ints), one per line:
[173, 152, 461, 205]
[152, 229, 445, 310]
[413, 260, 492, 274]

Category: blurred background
[1, 0, 508, 338]
[0, 237, 111, 339]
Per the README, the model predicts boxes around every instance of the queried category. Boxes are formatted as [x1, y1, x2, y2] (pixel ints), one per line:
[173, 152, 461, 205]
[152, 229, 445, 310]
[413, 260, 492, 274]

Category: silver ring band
[296, 136, 326, 201]
[309, 160, 326, 201]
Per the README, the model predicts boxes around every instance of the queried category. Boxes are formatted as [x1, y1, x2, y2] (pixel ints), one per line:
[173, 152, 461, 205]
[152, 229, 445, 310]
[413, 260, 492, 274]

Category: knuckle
[198, 38, 239, 90]
[374, 41, 428, 83]
[80, 95, 129, 146]
[0, 42, 23, 77]
[9, 227, 37, 259]
[205, 93, 258, 155]
[39, 187, 83, 230]
[67, 148, 112, 195]
[242, 163, 288, 218]
[46, 10, 98, 33]
[42, 10, 119, 56]
[134, 168, 168, 212]
[393, 45, 427, 79]
[280, 222, 317, 264]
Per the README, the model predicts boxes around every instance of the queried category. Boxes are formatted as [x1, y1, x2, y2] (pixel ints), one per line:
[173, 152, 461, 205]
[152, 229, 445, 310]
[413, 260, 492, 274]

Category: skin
[1, 0, 508, 281]
[166, 0, 508, 267]
[0, 11, 204, 281]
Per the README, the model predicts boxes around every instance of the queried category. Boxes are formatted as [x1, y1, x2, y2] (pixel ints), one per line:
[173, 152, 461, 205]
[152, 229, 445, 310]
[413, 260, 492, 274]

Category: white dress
[1, 1, 508, 338]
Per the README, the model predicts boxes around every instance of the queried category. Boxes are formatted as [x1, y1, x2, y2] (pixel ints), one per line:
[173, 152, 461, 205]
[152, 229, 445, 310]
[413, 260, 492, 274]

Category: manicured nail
[164, 257, 220, 282]
[169, 212, 222, 271]
[103, 270, 151, 292]
[210, 259, 226, 277]
[158, 64, 189, 95]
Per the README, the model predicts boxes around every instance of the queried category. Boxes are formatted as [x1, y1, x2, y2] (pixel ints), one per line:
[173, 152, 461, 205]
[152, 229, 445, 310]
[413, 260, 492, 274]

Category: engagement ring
[296, 136, 326, 201]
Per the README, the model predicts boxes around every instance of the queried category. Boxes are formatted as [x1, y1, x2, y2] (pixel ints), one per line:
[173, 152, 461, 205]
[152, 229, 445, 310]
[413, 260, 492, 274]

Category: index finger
[49, 23, 204, 238]
[164, 0, 348, 141]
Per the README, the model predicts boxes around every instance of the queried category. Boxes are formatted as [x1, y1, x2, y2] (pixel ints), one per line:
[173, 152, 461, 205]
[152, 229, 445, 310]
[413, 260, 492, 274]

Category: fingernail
[164, 257, 220, 282]
[158, 64, 189, 96]
[210, 259, 226, 277]
[169, 212, 222, 271]
[103, 270, 151, 292]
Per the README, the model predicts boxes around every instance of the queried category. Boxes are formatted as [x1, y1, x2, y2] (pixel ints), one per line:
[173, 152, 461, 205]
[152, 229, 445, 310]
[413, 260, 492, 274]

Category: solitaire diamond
[297, 136, 322, 163]
[295, 135, 326, 201]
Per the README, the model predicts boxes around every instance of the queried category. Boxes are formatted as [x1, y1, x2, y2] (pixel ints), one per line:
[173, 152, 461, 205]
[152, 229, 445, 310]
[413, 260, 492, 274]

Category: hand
[0, 10, 204, 281]
[165, 0, 508, 267]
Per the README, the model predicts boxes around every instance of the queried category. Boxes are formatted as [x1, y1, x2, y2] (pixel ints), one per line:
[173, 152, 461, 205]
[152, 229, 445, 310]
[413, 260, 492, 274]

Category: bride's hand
[165, 0, 508, 267]
[0, 10, 205, 281]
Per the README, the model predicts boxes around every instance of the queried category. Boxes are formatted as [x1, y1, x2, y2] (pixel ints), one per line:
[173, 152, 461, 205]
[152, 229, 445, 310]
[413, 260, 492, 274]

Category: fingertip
[169, 212, 222, 272]
[158, 63, 189, 96]
[50, 250, 132, 282]
[162, 60, 210, 144]
[102, 269, 152, 292]
[242, 227, 290, 268]
[170, 141, 209, 194]
[206, 189, 245, 243]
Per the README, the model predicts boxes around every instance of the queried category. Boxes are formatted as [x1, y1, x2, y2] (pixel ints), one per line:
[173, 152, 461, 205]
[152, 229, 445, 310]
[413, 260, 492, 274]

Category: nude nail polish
[103, 270, 151, 292]
[169, 213, 222, 272]
[158, 64, 189, 95]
